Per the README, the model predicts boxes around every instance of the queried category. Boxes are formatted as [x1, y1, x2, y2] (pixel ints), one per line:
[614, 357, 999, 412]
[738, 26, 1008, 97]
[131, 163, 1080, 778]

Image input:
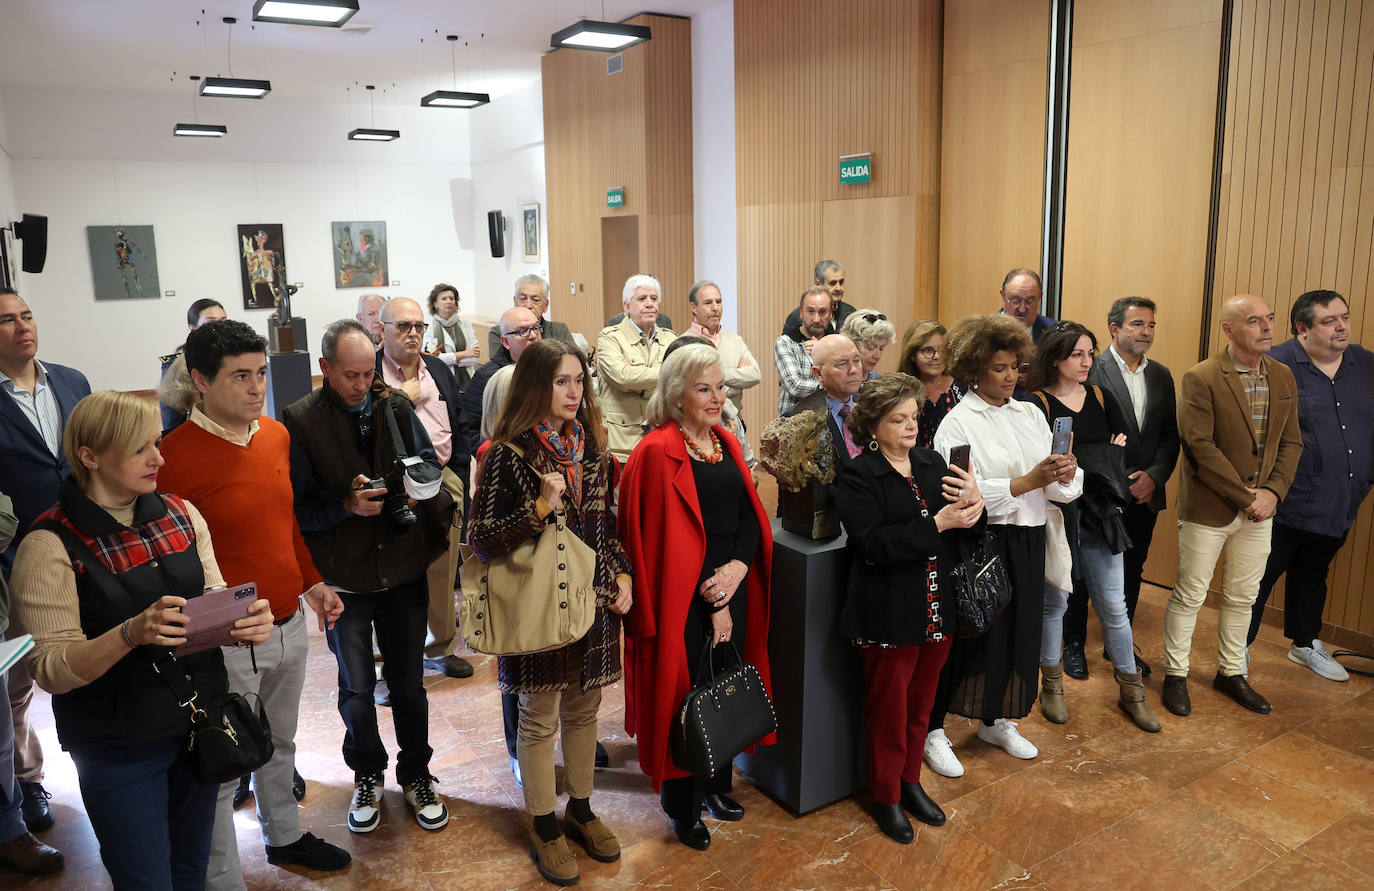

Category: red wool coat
[619, 422, 775, 790]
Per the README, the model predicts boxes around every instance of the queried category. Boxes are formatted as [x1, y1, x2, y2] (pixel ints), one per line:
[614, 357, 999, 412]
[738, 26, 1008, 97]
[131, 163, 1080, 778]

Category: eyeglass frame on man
[383, 320, 426, 334]
[503, 322, 544, 340]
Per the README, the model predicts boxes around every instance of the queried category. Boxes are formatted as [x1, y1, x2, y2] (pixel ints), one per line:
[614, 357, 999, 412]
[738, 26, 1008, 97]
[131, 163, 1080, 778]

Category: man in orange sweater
[159, 320, 350, 886]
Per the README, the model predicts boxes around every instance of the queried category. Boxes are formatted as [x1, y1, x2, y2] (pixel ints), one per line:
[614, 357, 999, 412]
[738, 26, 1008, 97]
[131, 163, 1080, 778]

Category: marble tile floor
[3, 584, 1372, 890]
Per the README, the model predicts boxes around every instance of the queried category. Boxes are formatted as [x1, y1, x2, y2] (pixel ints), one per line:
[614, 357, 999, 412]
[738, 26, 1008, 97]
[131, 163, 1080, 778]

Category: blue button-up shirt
[1270, 337, 1374, 537]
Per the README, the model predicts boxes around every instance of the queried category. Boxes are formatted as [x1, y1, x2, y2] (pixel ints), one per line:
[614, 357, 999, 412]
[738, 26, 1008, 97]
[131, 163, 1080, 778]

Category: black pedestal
[265, 350, 313, 421]
[738, 520, 863, 814]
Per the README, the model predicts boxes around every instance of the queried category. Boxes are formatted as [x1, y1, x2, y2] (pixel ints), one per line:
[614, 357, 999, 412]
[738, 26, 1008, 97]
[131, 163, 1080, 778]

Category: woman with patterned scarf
[466, 339, 632, 887]
[421, 283, 480, 390]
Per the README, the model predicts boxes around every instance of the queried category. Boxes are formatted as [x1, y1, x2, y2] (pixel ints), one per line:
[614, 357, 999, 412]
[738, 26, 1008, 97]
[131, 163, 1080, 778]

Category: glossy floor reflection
[4, 581, 1372, 890]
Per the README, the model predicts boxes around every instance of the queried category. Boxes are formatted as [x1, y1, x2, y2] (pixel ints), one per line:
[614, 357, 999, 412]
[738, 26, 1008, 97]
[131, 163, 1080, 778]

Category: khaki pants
[1165, 513, 1272, 677]
[7, 662, 42, 783]
[423, 466, 465, 660]
[516, 643, 601, 816]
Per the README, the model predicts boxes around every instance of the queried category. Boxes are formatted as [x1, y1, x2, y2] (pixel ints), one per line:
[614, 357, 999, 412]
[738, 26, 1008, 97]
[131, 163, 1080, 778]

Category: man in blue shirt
[1247, 290, 1372, 682]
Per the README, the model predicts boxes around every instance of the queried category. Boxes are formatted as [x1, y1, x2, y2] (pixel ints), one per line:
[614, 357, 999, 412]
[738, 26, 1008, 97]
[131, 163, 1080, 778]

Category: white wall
[692, 1, 737, 330]
[467, 80, 548, 323]
[0, 90, 18, 272]
[2, 85, 477, 391]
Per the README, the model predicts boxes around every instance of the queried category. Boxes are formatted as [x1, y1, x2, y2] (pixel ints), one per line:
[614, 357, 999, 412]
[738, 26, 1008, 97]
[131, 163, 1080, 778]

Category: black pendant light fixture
[421, 34, 490, 109]
[200, 18, 272, 98]
[551, 20, 651, 51]
[349, 85, 399, 141]
[252, 0, 359, 27]
[175, 77, 228, 137]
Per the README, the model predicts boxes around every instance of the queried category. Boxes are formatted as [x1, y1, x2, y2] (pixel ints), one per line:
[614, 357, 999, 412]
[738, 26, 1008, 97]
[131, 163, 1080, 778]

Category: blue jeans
[0, 660, 25, 845]
[325, 578, 433, 785]
[1042, 527, 1137, 674]
[68, 734, 218, 890]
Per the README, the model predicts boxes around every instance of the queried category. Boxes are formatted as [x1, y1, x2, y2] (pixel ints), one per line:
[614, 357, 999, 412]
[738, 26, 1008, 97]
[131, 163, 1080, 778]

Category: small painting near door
[521, 203, 540, 262]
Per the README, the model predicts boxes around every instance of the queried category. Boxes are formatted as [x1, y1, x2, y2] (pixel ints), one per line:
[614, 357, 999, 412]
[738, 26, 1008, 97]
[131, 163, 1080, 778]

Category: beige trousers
[423, 466, 465, 660]
[7, 661, 42, 782]
[1165, 513, 1272, 677]
[517, 642, 601, 816]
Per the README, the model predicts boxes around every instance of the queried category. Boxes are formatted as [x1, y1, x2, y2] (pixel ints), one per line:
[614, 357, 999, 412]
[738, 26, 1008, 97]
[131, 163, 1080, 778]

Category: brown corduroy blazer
[1176, 350, 1303, 527]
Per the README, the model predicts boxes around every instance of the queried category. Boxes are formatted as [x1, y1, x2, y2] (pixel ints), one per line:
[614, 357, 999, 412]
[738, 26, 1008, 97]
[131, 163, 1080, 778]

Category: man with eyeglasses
[786, 334, 866, 470]
[999, 269, 1055, 343]
[485, 275, 577, 360]
[376, 298, 473, 681]
[460, 306, 543, 461]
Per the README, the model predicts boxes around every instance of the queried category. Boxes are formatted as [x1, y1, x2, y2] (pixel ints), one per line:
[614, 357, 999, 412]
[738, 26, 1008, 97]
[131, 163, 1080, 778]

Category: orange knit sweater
[158, 415, 323, 619]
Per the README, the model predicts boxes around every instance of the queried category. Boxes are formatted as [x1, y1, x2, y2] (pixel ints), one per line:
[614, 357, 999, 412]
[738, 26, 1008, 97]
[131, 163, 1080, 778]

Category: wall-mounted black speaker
[487, 210, 505, 258]
[14, 214, 48, 274]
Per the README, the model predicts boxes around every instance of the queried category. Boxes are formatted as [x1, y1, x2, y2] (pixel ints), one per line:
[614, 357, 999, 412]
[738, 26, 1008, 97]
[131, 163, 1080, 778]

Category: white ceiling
[0, 0, 725, 106]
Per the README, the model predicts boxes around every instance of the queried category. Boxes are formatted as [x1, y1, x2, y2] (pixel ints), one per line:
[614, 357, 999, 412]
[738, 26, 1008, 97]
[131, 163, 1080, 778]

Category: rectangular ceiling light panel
[174, 123, 228, 137]
[252, 0, 359, 26]
[551, 21, 651, 52]
[420, 90, 491, 109]
[348, 128, 400, 141]
[200, 77, 272, 98]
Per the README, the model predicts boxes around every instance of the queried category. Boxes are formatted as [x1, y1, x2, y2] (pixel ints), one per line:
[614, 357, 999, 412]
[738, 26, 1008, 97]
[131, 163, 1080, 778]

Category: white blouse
[932, 390, 1082, 527]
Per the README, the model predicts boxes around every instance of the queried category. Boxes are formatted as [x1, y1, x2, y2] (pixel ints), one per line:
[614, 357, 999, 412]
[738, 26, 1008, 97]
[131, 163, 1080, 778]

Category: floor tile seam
[1293, 814, 1374, 881]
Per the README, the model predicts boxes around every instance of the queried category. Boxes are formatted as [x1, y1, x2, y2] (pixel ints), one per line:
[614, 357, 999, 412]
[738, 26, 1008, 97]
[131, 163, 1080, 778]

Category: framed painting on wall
[86, 225, 160, 301]
[332, 221, 388, 289]
[521, 203, 540, 262]
[237, 223, 288, 311]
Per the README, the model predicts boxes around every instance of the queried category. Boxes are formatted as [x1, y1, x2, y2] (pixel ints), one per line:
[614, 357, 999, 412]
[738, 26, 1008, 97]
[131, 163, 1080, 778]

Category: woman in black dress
[899, 319, 961, 448]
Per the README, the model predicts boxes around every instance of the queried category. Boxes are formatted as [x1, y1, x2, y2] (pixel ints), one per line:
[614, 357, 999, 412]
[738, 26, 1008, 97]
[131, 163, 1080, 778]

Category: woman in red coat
[619, 341, 774, 851]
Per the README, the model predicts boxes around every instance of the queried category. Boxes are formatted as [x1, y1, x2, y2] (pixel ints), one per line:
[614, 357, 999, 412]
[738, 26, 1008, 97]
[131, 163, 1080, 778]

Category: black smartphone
[948, 444, 971, 473]
[1051, 417, 1073, 455]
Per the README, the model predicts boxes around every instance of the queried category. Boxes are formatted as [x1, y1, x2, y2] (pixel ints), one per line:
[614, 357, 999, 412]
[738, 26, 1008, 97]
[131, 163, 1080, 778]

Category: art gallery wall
[467, 79, 549, 322]
[0, 90, 17, 243]
[1, 85, 478, 392]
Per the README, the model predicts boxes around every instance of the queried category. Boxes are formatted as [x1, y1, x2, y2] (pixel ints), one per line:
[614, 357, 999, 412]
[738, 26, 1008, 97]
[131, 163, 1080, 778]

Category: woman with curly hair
[834, 373, 984, 844]
[926, 314, 1082, 772]
[839, 310, 897, 379]
[422, 283, 480, 389]
[898, 320, 961, 448]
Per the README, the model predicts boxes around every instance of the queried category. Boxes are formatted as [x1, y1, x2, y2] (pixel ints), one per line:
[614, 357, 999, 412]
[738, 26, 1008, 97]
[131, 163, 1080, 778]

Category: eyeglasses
[384, 321, 425, 334]
[1004, 297, 1040, 310]
[917, 346, 941, 358]
[504, 323, 543, 340]
[862, 312, 887, 323]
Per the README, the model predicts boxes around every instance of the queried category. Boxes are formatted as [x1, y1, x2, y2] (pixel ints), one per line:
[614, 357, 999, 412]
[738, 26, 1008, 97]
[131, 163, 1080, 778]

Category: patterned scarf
[534, 418, 586, 508]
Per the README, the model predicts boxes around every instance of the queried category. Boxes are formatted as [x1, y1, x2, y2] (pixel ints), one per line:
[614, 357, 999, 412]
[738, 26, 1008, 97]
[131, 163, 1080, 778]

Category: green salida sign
[607, 186, 625, 208]
[840, 153, 872, 184]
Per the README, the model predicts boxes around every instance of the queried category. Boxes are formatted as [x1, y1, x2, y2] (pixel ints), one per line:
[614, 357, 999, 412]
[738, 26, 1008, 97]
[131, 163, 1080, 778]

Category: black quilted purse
[671, 642, 776, 779]
[948, 532, 1012, 638]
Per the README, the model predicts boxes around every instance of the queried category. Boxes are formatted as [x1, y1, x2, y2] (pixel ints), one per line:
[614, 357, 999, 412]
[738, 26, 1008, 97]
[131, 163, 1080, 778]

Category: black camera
[363, 457, 424, 534]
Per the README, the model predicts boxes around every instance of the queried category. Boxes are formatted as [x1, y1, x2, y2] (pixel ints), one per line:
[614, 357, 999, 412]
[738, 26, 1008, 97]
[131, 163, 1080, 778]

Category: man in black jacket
[1069, 297, 1179, 678]
[788, 334, 866, 470]
[376, 298, 472, 680]
[287, 319, 455, 834]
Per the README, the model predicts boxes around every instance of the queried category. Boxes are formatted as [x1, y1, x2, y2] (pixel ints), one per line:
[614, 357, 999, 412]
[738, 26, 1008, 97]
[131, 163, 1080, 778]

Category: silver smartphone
[1051, 417, 1073, 455]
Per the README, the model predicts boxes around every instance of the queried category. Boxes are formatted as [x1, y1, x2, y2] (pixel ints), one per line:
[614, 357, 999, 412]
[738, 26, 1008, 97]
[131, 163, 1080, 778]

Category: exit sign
[840, 153, 872, 184]
[607, 186, 625, 208]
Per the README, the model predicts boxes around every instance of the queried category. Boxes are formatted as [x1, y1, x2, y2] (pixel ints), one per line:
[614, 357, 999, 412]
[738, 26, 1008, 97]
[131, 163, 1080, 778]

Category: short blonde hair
[839, 309, 896, 349]
[480, 364, 517, 443]
[64, 391, 160, 490]
[645, 344, 721, 428]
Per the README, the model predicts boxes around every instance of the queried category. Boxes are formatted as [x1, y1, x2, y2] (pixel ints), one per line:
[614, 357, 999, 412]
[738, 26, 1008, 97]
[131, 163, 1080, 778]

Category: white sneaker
[923, 729, 965, 778]
[403, 775, 450, 831]
[1290, 641, 1350, 682]
[348, 773, 383, 833]
[976, 719, 1039, 760]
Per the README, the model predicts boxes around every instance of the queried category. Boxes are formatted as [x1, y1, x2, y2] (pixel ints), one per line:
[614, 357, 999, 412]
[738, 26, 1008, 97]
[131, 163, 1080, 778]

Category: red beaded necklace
[680, 424, 723, 463]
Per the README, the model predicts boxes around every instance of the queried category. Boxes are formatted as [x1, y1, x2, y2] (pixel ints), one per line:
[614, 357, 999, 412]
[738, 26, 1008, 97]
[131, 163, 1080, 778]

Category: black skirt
[937, 523, 1046, 722]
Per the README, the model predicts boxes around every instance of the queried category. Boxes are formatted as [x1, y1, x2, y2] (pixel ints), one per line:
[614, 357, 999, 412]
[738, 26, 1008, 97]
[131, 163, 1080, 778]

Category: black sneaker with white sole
[347, 774, 383, 833]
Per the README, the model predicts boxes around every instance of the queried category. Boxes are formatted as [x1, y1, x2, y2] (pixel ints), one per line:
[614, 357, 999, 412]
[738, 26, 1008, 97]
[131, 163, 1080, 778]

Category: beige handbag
[459, 507, 597, 655]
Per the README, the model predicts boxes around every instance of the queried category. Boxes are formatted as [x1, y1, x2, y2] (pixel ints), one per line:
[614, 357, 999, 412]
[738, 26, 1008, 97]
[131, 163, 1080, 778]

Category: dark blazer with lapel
[374, 350, 470, 482]
[834, 446, 977, 645]
[1176, 351, 1302, 528]
[788, 388, 855, 470]
[1087, 349, 1181, 512]
[0, 361, 92, 574]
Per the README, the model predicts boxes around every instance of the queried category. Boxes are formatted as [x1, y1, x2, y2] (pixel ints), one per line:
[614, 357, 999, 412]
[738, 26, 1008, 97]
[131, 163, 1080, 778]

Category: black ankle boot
[873, 802, 913, 844]
[670, 818, 711, 850]
[900, 782, 946, 826]
[704, 793, 744, 821]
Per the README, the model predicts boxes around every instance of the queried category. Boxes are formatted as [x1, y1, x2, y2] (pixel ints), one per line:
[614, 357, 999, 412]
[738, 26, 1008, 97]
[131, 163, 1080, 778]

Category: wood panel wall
[1209, 0, 1374, 645]
[541, 14, 694, 343]
[734, 0, 942, 440]
[1059, 0, 1225, 588]
[938, 0, 1050, 323]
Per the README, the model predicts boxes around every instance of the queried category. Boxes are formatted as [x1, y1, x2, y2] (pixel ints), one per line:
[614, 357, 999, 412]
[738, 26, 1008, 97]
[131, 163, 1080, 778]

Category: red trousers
[859, 638, 953, 805]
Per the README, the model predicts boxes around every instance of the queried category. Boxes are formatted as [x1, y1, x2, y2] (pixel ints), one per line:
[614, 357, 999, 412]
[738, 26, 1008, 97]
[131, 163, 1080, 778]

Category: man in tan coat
[597, 274, 677, 460]
[1163, 294, 1302, 717]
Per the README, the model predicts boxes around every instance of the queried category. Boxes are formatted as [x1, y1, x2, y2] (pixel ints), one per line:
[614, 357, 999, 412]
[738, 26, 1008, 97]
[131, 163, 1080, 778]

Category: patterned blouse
[918, 383, 962, 449]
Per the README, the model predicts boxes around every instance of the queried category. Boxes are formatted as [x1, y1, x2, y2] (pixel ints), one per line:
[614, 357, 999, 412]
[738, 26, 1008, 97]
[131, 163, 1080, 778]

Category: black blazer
[834, 446, 980, 645]
[788, 389, 855, 470]
[374, 350, 470, 481]
[1087, 350, 1180, 512]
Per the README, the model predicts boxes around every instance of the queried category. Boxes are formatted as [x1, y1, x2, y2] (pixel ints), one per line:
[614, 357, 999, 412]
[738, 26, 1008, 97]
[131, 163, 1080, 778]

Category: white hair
[621, 273, 662, 307]
[480, 364, 517, 443]
[356, 293, 385, 315]
[840, 309, 897, 348]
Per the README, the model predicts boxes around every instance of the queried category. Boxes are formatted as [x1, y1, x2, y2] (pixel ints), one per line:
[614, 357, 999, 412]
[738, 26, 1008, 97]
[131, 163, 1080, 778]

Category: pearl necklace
[680, 424, 723, 463]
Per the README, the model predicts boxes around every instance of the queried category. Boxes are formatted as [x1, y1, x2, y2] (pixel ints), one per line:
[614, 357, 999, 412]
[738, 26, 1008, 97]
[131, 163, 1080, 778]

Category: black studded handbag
[671, 641, 777, 779]
[948, 531, 1012, 638]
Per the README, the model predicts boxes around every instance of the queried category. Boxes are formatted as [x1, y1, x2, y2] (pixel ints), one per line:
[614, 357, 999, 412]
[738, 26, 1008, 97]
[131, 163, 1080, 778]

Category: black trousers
[1064, 502, 1157, 645]
[1247, 521, 1348, 647]
[660, 768, 732, 823]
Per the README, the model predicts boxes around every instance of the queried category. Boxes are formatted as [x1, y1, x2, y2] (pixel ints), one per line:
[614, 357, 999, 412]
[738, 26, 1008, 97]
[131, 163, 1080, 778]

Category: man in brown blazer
[1163, 294, 1302, 717]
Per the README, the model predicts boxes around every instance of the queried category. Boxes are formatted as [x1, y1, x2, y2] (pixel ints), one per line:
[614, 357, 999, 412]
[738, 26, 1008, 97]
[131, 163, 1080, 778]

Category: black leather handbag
[948, 532, 1013, 638]
[671, 642, 776, 779]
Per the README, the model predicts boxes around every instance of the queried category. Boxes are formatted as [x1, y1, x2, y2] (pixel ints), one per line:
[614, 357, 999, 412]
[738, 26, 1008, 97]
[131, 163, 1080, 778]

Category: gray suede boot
[1115, 669, 1161, 732]
[1039, 663, 1068, 724]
